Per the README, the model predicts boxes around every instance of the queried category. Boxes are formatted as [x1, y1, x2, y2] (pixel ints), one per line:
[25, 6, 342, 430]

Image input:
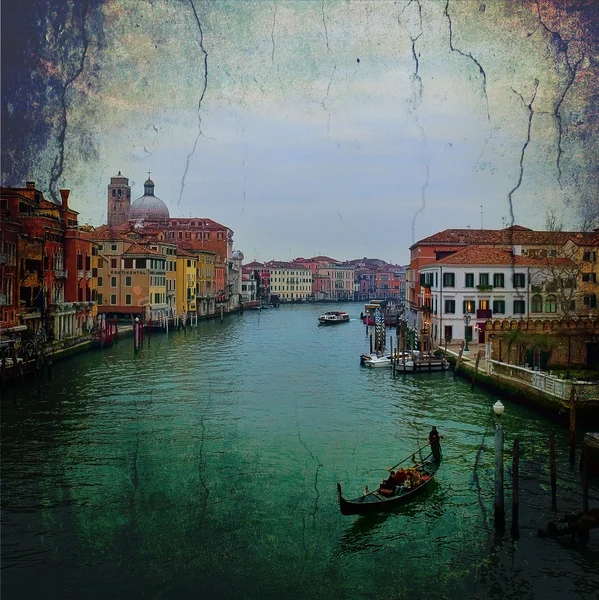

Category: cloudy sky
[2, 0, 598, 264]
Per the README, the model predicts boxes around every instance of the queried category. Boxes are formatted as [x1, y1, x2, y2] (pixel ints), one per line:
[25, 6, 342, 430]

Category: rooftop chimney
[59, 189, 70, 209]
[26, 181, 35, 189]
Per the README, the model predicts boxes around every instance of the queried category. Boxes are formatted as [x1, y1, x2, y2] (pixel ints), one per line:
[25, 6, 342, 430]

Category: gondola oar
[386, 441, 432, 472]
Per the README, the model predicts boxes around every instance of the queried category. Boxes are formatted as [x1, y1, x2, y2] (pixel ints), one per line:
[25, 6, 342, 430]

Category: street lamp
[492, 400, 505, 417]
[463, 313, 472, 351]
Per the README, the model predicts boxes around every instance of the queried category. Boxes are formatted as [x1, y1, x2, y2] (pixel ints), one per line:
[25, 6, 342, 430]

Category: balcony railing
[77, 270, 84, 279]
[0, 294, 7, 305]
[476, 309, 492, 319]
[86, 270, 92, 279]
[0, 253, 7, 264]
[54, 269, 68, 278]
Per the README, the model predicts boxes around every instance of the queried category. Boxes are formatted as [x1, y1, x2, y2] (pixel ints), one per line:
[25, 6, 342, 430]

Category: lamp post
[463, 313, 472, 352]
[493, 400, 505, 530]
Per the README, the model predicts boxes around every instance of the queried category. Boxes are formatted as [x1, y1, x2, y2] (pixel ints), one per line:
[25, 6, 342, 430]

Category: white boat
[360, 353, 392, 367]
[318, 311, 350, 325]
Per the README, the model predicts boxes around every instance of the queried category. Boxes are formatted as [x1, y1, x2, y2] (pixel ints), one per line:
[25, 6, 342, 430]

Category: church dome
[129, 177, 170, 223]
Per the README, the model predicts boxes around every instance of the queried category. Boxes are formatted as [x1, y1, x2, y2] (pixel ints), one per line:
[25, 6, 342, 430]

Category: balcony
[54, 269, 68, 279]
[476, 309, 492, 319]
[77, 269, 84, 279]
[0, 253, 6, 264]
[86, 270, 92, 280]
[0, 294, 7, 305]
[476, 284, 493, 292]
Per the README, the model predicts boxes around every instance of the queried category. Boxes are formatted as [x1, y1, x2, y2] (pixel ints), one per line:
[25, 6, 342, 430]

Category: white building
[419, 246, 574, 346]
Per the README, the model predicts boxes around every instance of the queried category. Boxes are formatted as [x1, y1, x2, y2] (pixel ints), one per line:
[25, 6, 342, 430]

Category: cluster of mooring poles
[492, 397, 596, 543]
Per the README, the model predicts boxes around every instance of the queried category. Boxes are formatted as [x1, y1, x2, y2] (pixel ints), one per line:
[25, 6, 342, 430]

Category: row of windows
[423, 272, 526, 289]
[438, 295, 597, 314]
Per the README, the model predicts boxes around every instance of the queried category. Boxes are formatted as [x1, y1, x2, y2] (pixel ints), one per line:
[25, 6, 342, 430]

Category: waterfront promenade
[2, 303, 598, 599]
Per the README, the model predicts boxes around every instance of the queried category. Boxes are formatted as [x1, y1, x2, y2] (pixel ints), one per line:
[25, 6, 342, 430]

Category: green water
[2, 303, 598, 599]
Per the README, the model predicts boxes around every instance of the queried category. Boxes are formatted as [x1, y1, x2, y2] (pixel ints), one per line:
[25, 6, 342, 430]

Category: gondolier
[429, 426, 441, 462]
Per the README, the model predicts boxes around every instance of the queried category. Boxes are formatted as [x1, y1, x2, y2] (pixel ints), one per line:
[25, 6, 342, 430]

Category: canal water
[2, 303, 598, 599]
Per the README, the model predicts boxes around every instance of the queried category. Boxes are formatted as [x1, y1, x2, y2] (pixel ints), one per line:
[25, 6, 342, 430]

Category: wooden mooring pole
[471, 350, 482, 389]
[550, 432, 557, 511]
[494, 418, 505, 530]
[569, 386, 576, 463]
[454, 341, 465, 376]
[369, 333, 373, 354]
[582, 443, 589, 515]
[511, 438, 519, 537]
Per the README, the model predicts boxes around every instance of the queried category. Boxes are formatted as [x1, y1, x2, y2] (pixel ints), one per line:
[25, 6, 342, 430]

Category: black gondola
[337, 443, 442, 516]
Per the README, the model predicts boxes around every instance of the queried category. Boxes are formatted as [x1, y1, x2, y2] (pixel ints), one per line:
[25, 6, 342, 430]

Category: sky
[2, 0, 598, 265]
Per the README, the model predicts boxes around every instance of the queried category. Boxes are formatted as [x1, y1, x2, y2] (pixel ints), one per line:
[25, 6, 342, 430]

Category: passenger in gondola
[380, 471, 396, 495]
[429, 426, 441, 462]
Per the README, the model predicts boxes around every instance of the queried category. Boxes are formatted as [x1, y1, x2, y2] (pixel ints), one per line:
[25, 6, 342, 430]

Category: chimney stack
[59, 189, 70, 209]
[26, 181, 35, 189]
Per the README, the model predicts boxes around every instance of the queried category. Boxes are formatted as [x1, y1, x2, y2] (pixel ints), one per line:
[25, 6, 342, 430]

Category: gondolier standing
[429, 426, 441, 463]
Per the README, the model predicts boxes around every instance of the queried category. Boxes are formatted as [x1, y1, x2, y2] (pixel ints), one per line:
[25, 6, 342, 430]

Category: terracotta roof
[243, 261, 266, 269]
[123, 242, 162, 256]
[411, 225, 576, 249]
[265, 260, 311, 270]
[88, 228, 129, 241]
[178, 240, 217, 254]
[430, 246, 576, 268]
[168, 217, 231, 233]
[177, 248, 196, 258]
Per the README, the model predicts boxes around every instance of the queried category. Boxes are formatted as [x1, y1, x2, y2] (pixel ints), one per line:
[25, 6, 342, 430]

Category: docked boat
[337, 439, 442, 516]
[318, 311, 350, 325]
[360, 352, 392, 367]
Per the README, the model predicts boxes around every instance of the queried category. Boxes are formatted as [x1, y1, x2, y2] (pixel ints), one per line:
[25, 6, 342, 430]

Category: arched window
[545, 294, 557, 313]
[531, 294, 543, 313]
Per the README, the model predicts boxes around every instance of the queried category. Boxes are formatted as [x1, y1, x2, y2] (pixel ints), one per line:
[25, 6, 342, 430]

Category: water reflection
[2, 303, 599, 599]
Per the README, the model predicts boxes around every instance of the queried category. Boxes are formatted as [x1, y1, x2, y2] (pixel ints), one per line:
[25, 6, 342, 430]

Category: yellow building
[195, 249, 217, 316]
[93, 232, 168, 320]
[176, 249, 197, 315]
[266, 261, 313, 300]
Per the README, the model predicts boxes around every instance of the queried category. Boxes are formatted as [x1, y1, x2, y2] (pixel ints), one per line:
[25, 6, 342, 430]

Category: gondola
[337, 443, 442, 516]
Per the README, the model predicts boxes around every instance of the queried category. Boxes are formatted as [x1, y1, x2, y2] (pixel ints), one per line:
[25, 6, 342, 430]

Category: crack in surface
[178, 0, 208, 208]
[529, 0, 583, 189]
[508, 80, 539, 226]
[321, 66, 336, 141]
[295, 402, 321, 528]
[399, 1, 428, 245]
[444, 0, 491, 163]
[321, 0, 330, 52]
[49, 2, 90, 203]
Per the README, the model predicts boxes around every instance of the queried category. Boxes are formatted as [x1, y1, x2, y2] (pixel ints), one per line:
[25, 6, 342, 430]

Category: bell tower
[107, 171, 131, 227]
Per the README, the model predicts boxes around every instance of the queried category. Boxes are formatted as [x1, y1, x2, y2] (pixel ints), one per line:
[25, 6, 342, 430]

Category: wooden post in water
[454, 341, 465, 376]
[494, 418, 505, 530]
[582, 443, 589, 515]
[511, 438, 520, 536]
[369, 333, 373, 354]
[550, 432, 557, 511]
[569, 385, 576, 463]
[471, 350, 482, 389]
[220, 305, 224, 323]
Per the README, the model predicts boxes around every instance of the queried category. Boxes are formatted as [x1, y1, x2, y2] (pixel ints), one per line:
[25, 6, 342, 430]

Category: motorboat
[360, 352, 392, 367]
[318, 311, 350, 325]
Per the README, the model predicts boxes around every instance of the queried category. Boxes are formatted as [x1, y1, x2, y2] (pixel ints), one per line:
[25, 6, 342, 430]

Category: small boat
[337, 442, 442, 516]
[360, 352, 392, 367]
[318, 311, 350, 325]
